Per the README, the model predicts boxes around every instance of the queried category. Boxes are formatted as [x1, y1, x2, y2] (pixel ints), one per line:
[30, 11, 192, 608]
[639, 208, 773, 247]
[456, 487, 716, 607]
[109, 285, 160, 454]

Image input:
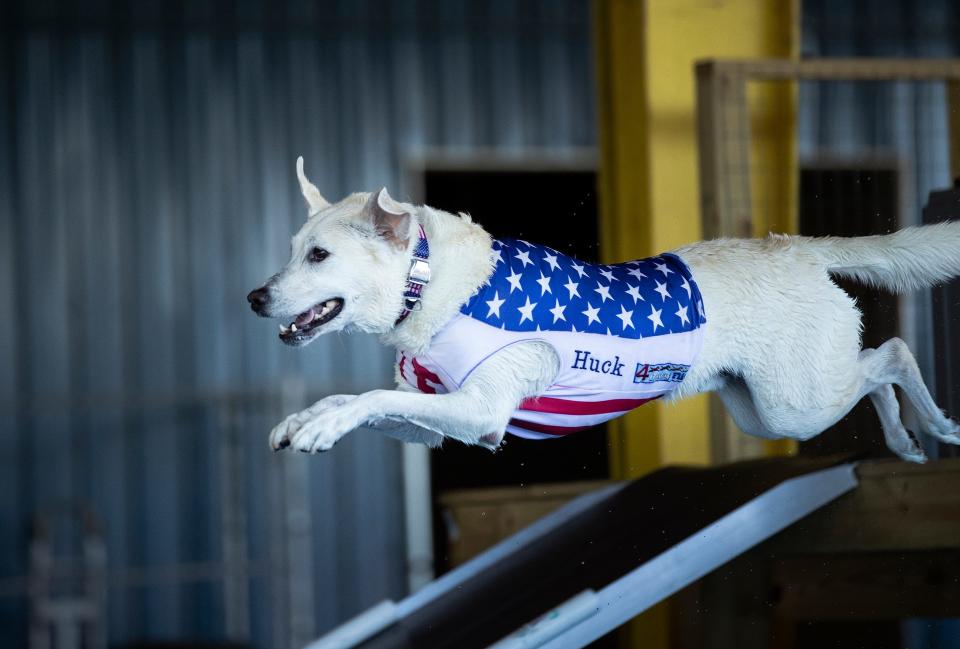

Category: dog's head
[247, 157, 414, 347]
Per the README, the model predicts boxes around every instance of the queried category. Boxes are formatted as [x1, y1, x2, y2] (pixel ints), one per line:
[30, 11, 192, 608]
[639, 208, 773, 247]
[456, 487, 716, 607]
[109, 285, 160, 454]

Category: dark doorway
[798, 165, 900, 460]
[422, 167, 609, 571]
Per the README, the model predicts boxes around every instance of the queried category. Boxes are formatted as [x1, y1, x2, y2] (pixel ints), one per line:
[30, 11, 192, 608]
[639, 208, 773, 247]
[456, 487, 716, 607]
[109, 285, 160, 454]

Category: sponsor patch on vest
[634, 362, 689, 384]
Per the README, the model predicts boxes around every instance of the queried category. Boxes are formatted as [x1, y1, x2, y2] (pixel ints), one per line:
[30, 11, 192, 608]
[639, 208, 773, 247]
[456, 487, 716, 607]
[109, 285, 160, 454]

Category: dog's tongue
[295, 308, 315, 327]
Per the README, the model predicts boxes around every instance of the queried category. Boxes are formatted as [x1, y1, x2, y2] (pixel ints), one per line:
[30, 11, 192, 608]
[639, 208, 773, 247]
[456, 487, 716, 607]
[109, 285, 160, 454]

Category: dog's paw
[269, 394, 357, 451]
[895, 445, 928, 464]
[891, 429, 928, 464]
[269, 413, 303, 451]
[923, 416, 960, 444]
[288, 401, 365, 454]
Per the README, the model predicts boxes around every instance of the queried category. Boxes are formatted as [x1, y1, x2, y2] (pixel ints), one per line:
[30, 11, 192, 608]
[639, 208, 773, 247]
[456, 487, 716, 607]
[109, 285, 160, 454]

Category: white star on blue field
[461, 239, 706, 338]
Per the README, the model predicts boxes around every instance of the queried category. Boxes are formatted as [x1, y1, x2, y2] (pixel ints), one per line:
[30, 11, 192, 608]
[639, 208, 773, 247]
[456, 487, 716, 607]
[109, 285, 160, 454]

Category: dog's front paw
[289, 402, 365, 454]
[269, 394, 357, 451]
[269, 413, 303, 451]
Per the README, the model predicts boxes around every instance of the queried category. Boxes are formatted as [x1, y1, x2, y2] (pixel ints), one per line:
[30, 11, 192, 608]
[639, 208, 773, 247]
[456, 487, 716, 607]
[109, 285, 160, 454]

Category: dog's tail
[806, 220, 960, 293]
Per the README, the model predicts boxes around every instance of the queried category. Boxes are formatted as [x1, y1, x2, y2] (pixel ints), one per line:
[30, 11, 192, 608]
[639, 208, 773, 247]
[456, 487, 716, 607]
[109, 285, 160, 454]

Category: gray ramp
[535, 463, 857, 649]
[308, 455, 859, 649]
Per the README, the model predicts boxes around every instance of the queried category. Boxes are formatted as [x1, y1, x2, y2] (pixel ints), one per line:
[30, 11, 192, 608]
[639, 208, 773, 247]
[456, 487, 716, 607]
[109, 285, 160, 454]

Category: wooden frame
[695, 58, 960, 464]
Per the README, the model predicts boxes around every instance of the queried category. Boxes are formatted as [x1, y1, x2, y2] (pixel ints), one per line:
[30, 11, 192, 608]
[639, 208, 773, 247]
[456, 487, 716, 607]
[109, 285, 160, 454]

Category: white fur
[252, 159, 960, 462]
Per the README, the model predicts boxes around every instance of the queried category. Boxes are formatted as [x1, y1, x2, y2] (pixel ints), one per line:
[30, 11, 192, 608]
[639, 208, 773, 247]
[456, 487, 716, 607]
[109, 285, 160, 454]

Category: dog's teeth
[290, 323, 298, 332]
[279, 325, 286, 333]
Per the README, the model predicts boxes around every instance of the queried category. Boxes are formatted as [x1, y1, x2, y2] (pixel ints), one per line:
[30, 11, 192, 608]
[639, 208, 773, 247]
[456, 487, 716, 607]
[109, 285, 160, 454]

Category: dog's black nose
[247, 287, 270, 314]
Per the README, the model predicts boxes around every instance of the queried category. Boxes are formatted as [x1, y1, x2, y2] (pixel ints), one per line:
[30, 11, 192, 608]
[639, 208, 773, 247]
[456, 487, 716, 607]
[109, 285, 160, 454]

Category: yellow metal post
[593, 0, 798, 645]
[595, 0, 798, 473]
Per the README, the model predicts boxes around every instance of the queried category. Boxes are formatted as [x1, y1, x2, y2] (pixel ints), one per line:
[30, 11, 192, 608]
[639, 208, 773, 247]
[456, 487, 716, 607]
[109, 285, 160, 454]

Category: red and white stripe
[508, 392, 661, 439]
[398, 352, 661, 440]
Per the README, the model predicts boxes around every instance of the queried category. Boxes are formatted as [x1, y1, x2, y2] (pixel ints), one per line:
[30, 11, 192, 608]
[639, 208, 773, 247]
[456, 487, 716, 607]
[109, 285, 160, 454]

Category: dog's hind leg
[862, 337, 960, 446]
[743, 338, 949, 462]
[867, 383, 927, 463]
[715, 377, 781, 440]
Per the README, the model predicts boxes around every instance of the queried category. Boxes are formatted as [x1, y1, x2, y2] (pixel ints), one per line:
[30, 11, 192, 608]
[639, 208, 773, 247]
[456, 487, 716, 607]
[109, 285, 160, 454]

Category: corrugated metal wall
[0, 1, 596, 647]
[800, 0, 958, 215]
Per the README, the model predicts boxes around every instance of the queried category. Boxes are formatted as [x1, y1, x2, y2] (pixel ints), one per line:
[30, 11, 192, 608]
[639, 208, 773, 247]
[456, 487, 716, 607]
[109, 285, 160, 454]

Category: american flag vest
[397, 239, 707, 439]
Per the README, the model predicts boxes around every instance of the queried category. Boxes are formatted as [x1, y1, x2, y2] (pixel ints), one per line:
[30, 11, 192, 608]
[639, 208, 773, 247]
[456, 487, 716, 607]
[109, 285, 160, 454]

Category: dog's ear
[296, 156, 329, 217]
[366, 187, 411, 251]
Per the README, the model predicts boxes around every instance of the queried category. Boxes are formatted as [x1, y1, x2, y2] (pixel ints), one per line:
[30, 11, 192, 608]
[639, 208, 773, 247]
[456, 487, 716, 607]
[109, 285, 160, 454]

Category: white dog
[247, 157, 960, 463]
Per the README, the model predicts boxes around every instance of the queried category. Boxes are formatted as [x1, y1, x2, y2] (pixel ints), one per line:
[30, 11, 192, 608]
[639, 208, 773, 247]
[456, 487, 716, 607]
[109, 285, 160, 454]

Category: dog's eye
[308, 247, 329, 263]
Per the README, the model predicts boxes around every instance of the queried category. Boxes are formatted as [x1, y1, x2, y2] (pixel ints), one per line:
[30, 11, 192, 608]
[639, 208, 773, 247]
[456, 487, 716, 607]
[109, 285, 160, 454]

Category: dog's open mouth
[279, 298, 344, 345]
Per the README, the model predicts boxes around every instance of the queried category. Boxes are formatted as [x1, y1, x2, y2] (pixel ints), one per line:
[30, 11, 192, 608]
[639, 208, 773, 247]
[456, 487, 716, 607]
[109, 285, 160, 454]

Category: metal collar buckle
[395, 224, 430, 325]
[408, 258, 431, 286]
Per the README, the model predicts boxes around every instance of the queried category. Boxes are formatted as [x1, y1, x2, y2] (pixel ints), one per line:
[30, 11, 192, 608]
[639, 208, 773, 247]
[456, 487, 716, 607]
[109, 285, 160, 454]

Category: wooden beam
[696, 63, 754, 241]
[438, 481, 612, 567]
[695, 62, 794, 463]
[699, 58, 960, 81]
[696, 64, 760, 465]
[769, 458, 960, 554]
[772, 551, 960, 620]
